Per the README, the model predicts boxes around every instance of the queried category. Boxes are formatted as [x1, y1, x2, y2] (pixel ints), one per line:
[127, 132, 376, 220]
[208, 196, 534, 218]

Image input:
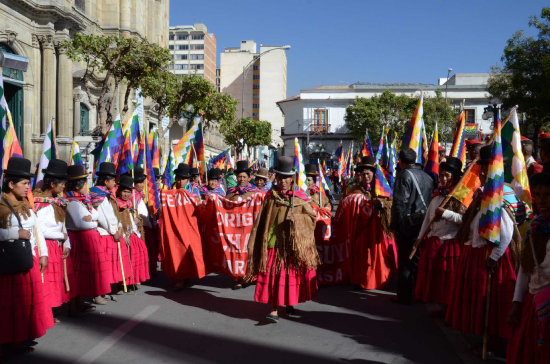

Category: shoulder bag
[0, 198, 33, 274]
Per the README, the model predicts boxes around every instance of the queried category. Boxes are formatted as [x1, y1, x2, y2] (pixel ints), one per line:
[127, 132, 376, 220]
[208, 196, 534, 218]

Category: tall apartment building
[219, 40, 288, 146]
[168, 24, 216, 84]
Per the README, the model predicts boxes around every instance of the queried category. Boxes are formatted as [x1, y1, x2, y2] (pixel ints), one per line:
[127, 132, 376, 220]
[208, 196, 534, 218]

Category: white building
[168, 24, 216, 84]
[277, 73, 493, 165]
[219, 40, 288, 146]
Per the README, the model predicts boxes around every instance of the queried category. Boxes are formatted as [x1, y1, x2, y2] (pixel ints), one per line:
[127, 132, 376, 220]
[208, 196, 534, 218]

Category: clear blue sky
[170, 0, 548, 97]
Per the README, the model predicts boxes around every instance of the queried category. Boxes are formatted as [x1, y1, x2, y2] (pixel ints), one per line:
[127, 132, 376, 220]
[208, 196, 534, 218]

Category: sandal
[93, 296, 107, 305]
[265, 314, 279, 323]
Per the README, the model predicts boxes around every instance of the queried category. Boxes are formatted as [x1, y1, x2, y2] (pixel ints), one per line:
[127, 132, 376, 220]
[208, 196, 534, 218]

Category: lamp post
[482, 103, 501, 135]
[240, 45, 291, 119]
[444, 68, 452, 147]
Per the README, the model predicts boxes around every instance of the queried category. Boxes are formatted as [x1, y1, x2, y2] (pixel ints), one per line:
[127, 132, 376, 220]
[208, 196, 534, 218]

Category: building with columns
[278, 73, 494, 166]
[0, 0, 168, 168]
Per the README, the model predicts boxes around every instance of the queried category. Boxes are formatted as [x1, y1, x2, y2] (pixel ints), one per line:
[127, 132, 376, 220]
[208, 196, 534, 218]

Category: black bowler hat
[235, 160, 250, 174]
[118, 174, 134, 190]
[399, 148, 417, 164]
[4, 157, 32, 178]
[67, 165, 88, 180]
[43, 159, 68, 179]
[208, 168, 221, 180]
[305, 164, 318, 176]
[153, 167, 161, 180]
[190, 167, 199, 177]
[174, 163, 191, 178]
[274, 156, 295, 176]
[97, 162, 117, 177]
[133, 167, 146, 183]
[357, 156, 377, 172]
[440, 157, 463, 176]
[477, 144, 493, 165]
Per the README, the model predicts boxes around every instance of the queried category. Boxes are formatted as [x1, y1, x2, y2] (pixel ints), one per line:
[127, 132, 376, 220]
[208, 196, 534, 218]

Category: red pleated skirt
[128, 234, 150, 284]
[507, 293, 550, 364]
[101, 235, 132, 285]
[0, 255, 54, 344]
[445, 245, 516, 338]
[255, 248, 318, 307]
[42, 240, 77, 308]
[415, 237, 461, 304]
[68, 230, 111, 297]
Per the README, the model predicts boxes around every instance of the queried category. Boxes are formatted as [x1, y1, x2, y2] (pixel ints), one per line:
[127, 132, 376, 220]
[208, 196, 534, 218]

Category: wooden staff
[117, 238, 128, 293]
[62, 221, 70, 292]
[408, 157, 479, 260]
[482, 271, 493, 360]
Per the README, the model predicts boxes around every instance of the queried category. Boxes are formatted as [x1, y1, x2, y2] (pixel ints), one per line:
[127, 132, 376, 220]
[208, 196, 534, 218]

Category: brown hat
[255, 167, 269, 179]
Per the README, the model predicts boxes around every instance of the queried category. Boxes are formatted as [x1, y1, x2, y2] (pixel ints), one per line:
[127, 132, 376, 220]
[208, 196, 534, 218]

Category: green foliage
[487, 7, 550, 143]
[344, 90, 458, 146]
[220, 117, 272, 156]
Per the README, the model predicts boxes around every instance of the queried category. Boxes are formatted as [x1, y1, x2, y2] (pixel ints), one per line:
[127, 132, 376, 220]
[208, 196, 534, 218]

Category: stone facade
[0, 0, 169, 169]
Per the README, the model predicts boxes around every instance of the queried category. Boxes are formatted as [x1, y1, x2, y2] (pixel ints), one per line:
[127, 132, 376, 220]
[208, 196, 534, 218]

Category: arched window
[0, 43, 24, 149]
[80, 103, 89, 135]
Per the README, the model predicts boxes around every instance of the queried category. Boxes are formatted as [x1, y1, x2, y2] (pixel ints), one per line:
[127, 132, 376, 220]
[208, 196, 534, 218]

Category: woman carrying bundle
[0, 157, 53, 355]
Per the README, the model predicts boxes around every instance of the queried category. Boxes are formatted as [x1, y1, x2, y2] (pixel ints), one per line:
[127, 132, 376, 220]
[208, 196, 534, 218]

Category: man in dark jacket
[390, 148, 434, 304]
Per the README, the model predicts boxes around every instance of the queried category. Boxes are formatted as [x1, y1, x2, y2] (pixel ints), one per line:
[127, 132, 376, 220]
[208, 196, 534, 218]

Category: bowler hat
[305, 164, 318, 176]
[521, 136, 533, 145]
[235, 160, 250, 174]
[43, 159, 68, 179]
[4, 157, 32, 178]
[174, 163, 191, 178]
[67, 165, 88, 180]
[255, 167, 269, 179]
[208, 168, 221, 180]
[190, 167, 199, 177]
[440, 157, 463, 176]
[97, 162, 116, 177]
[153, 167, 161, 180]
[357, 156, 377, 171]
[399, 148, 417, 164]
[274, 156, 295, 176]
[118, 174, 134, 190]
[477, 144, 492, 165]
[133, 167, 146, 183]
[466, 139, 482, 149]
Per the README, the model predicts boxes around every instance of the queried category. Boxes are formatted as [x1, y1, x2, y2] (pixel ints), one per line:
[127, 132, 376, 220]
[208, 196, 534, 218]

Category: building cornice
[1, 0, 87, 32]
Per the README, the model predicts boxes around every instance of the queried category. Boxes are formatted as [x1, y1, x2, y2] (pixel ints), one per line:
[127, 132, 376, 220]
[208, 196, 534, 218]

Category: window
[190, 54, 204, 60]
[80, 103, 89, 135]
[252, 113, 259, 118]
[177, 44, 189, 50]
[253, 75, 260, 80]
[253, 94, 260, 99]
[190, 64, 203, 70]
[169, 45, 174, 50]
[169, 34, 174, 40]
[75, 0, 85, 11]
[192, 34, 204, 40]
[253, 65, 259, 71]
[175, 64, 188, 70]
[190, 44, 204, 50]
[465, 109, 475, 123]
[253, 84, 260, 89]
[169, 64, 174, 70]
[174, 54, 187, 60]
[177, 34, 188, 40]
[253, 103, 259, 109]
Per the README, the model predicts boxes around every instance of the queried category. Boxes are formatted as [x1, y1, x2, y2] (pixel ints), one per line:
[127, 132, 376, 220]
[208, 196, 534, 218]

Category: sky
[170, 0, 548, 97]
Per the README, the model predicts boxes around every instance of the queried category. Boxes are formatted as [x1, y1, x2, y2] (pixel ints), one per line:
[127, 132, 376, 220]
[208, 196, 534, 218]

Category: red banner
[313, 205, 347, 285]
[201, 193, 265, 279]
[159, 189, 206, 280]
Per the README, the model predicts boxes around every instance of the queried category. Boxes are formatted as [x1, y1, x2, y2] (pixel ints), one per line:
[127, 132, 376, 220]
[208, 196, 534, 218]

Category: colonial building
[0, 0, 169, 168]
[277, 73, 494, 165]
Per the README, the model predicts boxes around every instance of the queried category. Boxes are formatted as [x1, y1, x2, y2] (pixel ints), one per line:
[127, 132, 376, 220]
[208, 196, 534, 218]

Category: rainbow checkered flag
[69, 142, 83, 166]
[478, 112, 505, 245]
[294, 137, 307, 193]
[402, 92, 424, 164]
[361, 130, 374, 157]
[450, 108, 466, 168]
[318, 159, 334, 201]
[374, 164, 392, 198]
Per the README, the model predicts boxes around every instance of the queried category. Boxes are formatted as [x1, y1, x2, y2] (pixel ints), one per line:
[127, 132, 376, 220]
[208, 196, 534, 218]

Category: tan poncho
[245, 191, 320, 282]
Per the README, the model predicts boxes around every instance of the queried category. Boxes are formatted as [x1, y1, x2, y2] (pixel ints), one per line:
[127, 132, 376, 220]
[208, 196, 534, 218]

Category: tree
[344, 90, 457, 147]
[487, 7, 550, 148]
[220, 117, 272, 157]
[63, 33, 170, 131]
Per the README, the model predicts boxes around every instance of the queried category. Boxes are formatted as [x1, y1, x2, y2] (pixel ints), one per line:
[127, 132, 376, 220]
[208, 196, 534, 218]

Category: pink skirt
[445, 245, 516, 338]
[255, 248, 318, 307]
[42, 240, 77, 308]
[68, 230, 111, 297]
[0, 256, 54, 344]
[507, 293, 550, 364]
[102, 235, 132, 285]
[415, 237, 461, 304]
[128, 234, 150, 284]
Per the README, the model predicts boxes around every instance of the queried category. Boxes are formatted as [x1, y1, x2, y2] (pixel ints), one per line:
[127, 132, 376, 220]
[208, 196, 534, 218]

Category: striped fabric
[35, 117, 57, 187]
[402, 92, 425, 164]
[424, 121, 439, 180]
[294, 137, 308, 193]
[450, 109, 466, 168]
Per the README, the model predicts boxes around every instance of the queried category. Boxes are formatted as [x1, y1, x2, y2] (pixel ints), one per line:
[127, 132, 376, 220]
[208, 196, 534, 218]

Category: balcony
[310, 123, 330, 134]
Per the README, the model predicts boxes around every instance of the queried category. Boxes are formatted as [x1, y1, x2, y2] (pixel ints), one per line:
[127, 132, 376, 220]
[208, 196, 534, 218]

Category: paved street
[2, 272, 493, 364]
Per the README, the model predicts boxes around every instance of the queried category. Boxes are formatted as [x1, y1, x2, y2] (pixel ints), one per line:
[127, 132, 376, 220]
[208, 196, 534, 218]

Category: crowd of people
[1, 133, 550, 363]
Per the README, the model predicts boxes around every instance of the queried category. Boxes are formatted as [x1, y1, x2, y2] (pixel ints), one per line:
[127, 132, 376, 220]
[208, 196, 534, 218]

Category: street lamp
[179, 103, 201, 130]
[240, 45, 291, 119]
[482, 103, 501, 132]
